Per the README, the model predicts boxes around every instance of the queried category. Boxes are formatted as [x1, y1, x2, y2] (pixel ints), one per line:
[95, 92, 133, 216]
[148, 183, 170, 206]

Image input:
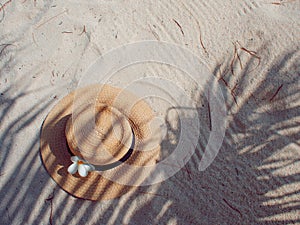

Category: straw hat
[40, 84, 160, 200]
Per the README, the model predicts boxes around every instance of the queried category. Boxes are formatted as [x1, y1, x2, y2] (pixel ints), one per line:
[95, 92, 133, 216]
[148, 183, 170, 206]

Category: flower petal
[78, 164, 88, 177]
[67, 163, 78, 174]
[83, 164, 95, 172]
[71, 156, 80, 162]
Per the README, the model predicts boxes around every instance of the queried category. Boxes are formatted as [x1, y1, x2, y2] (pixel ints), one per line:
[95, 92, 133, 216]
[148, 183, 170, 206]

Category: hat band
[66, 129, 135, 171]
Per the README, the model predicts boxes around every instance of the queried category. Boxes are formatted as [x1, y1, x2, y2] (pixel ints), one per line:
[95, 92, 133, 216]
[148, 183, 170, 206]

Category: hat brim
[40, 84, 160, 201]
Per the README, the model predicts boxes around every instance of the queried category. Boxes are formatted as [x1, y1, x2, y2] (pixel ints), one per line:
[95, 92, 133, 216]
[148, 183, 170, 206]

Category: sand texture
[0, 0, 299, 224]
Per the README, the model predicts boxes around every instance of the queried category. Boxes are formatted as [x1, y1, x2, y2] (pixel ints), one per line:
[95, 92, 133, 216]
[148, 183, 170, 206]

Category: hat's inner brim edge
[66, 129, 135, 171]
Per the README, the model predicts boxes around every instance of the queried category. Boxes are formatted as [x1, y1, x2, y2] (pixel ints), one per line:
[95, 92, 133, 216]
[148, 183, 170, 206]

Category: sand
[0, 0, 299, 224]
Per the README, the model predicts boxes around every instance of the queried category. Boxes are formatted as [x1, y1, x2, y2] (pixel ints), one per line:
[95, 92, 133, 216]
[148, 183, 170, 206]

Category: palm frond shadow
[124, 48, 300, 224]
[0, 85, 55, 224]
[0, 39, 299, 224]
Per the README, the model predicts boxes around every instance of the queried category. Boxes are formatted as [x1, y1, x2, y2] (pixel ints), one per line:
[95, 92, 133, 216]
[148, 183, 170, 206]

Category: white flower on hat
[67, 156, 95, 177]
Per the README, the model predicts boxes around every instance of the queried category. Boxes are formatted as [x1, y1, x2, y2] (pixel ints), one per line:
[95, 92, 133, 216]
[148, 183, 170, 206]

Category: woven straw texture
[40, 84, 160, 200]
[65, 103, 134, 165]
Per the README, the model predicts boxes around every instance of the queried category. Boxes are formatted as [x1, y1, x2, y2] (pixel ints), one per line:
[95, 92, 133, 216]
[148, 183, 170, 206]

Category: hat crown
[66, 103, 133, 166]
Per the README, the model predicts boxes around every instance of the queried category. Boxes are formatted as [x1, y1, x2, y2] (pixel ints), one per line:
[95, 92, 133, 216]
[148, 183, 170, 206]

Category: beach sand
[0, 0, 299, 224]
